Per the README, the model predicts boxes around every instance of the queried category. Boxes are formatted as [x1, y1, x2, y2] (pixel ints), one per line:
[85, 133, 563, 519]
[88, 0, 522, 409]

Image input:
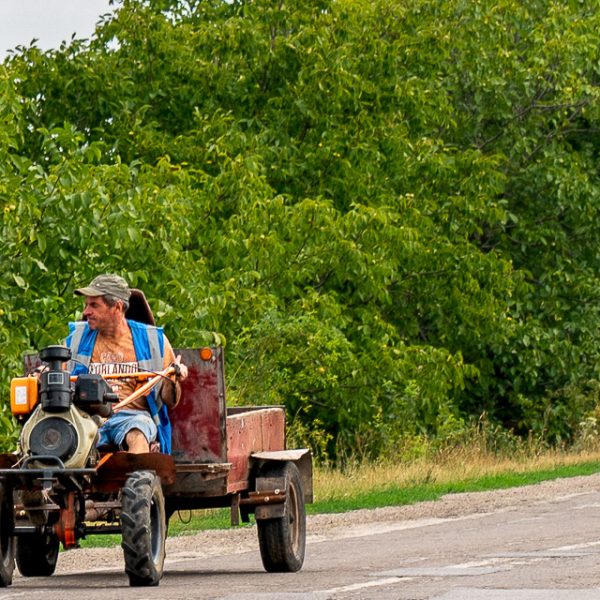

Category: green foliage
[1, 0, 600, 459]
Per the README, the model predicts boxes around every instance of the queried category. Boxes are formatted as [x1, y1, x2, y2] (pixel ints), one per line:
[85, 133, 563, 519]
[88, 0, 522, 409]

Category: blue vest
[66, 320, 172, 454]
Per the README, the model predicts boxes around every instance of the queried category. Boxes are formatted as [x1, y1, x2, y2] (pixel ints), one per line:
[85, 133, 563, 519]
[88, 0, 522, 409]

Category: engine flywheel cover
[29, 417, 78, 461]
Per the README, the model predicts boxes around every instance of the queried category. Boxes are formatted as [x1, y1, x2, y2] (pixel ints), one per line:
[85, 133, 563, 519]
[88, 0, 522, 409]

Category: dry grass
[313, 446, 600, 502]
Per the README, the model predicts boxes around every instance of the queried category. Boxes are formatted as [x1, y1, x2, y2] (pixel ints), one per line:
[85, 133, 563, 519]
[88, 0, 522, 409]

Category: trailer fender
[250, 449, 313, 504]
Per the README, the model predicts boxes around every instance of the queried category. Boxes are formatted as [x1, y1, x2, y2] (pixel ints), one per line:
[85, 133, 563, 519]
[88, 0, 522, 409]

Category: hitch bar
[239, 489, 286, 506]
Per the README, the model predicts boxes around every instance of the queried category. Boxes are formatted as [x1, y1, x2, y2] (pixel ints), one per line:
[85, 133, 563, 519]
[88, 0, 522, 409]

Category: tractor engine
[11, 345, 118, 468]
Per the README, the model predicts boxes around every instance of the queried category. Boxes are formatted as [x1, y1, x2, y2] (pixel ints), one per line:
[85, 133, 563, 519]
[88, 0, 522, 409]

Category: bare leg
[124, 428, 150, 453]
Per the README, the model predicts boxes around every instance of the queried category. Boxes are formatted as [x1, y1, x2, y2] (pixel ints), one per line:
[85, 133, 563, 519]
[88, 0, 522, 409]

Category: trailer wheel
[120, 470, 166, 587]
[15, 532, 59, 577]
[257, 461, 306, 572]
[0, 482, 15, 587]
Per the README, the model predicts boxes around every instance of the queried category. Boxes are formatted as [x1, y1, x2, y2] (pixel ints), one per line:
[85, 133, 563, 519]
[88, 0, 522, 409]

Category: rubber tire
[257, 461, 306, 572]
[120, 470, 166, 587]
[0, 482, 15, 586]
[15, 532, 59, 577]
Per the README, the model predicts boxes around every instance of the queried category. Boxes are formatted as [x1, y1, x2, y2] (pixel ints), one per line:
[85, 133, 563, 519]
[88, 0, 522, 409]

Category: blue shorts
[97, 409, 157, 449]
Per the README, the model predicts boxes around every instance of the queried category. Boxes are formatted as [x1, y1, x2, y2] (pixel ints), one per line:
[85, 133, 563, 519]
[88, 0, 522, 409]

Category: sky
[0, 0, 113, 58]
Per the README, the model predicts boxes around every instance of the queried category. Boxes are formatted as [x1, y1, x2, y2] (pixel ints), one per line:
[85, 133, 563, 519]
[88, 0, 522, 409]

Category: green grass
[307, 460, 600, 514]
[78, 508, 236, 549]
[76, 458, 600, 549]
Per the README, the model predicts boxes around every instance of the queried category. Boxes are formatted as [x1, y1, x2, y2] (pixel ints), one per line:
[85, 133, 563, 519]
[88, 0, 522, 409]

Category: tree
[1, 0, 599, 457]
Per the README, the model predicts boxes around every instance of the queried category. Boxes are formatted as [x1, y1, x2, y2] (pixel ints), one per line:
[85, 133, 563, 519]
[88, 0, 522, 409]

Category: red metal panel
[92, 452, 177, 493]
[226, 408, 285, 492]
[170, 348, 227, 463]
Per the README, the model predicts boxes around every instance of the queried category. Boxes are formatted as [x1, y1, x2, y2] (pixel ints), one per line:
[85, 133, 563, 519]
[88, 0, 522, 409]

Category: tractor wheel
[257, 461, 306, 572]
[15, 532, 59, 577]
[0, 482, 15, 586]
[120, 470, 166, 587]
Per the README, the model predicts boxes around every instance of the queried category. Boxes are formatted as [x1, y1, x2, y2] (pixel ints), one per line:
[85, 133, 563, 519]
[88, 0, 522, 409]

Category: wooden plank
[226, 407, 285, 493]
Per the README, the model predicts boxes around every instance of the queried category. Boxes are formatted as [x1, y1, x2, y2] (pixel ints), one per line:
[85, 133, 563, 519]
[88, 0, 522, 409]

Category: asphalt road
[4, 477, 600, 599]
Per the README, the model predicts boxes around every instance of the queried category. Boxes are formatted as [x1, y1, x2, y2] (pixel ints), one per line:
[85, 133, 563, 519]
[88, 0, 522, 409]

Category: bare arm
[159, 340, 188, 408]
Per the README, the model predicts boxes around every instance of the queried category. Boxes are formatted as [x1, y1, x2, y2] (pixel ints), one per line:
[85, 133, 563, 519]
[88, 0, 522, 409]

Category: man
[66, 274, 188, 454]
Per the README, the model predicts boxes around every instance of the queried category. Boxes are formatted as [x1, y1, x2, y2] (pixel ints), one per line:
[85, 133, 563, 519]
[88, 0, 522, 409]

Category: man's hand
[161, 356, 188, 408]
[173, 354, 188, 381]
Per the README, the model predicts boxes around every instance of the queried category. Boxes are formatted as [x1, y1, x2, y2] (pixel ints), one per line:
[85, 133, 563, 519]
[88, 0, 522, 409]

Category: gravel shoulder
[53, 472, 600, 574]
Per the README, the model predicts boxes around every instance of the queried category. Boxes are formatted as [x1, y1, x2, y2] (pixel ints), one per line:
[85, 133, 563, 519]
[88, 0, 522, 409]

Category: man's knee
[124, 428, 150, 453]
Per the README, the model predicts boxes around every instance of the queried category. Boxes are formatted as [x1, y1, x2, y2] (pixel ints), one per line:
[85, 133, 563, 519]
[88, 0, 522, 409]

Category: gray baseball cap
[74, 274, 131, 302]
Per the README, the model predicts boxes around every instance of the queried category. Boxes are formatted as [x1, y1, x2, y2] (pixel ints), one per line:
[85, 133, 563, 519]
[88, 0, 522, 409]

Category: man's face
[82, 296, 122, 332]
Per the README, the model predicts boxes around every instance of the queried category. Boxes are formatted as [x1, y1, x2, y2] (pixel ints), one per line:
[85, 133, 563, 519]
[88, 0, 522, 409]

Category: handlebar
[69, 372, 163, 382]
[112, 365, 176, 411]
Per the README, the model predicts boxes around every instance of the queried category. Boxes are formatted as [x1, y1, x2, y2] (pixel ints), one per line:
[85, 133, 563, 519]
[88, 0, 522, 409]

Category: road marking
[378, 565, 510, 577]
[218, 577, 414, 599]
[551, 539, 600, 551]
[314, 559, 512, 598]
[489, 539, 600, 559]
[307, 512, 500, 544]
[318, 576, 410, 595]
[434, 589, 600, 600]
[573, 502, 600, 510]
